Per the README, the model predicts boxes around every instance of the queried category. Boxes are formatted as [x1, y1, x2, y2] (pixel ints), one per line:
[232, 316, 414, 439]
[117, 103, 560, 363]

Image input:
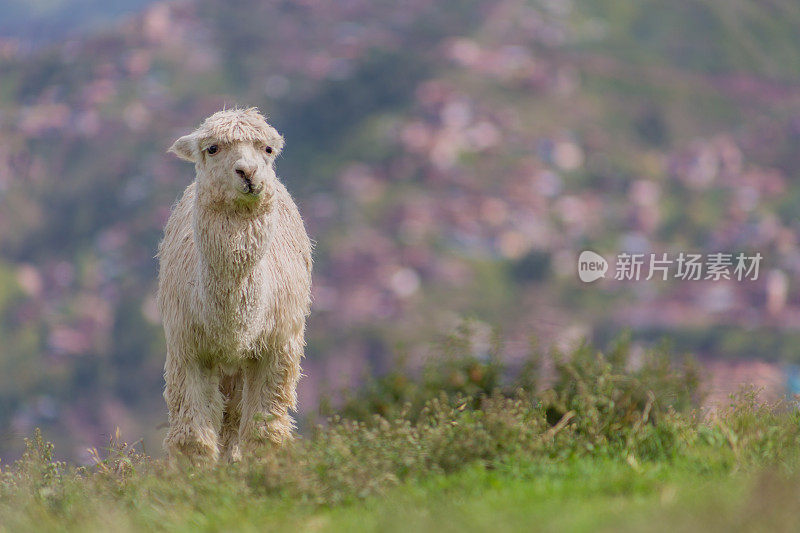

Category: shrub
[0, 334, 797, 512]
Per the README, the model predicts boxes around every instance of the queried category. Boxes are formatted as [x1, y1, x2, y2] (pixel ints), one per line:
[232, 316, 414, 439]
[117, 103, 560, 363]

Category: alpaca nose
[235, 163, 256, 181]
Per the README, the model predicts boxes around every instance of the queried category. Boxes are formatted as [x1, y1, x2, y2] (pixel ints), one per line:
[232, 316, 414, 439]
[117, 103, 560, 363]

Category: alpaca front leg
[219, 371, 243, 462]
[163, 353, 223, 464]
[239, 343, 302, 453]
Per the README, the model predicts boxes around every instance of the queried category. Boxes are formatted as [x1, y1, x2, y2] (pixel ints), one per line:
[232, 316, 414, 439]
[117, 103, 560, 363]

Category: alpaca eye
[206, 145, 219, 155]
[265, 146, 273, 154]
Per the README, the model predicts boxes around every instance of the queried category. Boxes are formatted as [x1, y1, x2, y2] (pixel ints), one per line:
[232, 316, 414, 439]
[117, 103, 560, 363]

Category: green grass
[2, 338, 800, 532]
[2, 435, 798, 532]
[324, 460, 739, 533]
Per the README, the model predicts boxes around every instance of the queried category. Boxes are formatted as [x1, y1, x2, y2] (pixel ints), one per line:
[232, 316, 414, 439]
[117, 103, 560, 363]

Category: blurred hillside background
[1, 0, 799, 461]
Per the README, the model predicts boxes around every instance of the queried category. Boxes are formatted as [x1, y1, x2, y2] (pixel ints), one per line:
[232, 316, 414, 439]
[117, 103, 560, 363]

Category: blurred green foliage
[1, 339, 799, 530]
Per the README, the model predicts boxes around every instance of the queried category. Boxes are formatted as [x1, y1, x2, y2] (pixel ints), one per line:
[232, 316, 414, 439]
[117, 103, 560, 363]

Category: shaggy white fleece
[158, 108, 312, 463]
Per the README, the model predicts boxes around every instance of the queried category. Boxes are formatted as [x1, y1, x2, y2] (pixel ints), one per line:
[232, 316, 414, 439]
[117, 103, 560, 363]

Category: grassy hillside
[1, 0, 800, 462]
[1, 340, 798, 531]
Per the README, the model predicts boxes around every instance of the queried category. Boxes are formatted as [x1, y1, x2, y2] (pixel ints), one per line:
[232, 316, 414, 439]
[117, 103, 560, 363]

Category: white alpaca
[157, 108, 312, 463]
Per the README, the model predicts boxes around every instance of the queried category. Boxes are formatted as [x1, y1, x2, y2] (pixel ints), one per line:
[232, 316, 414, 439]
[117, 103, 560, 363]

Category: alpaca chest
[194, 275, 276, 359]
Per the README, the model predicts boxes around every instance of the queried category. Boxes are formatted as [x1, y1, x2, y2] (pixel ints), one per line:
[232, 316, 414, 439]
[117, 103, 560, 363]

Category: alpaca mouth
[241, 178, 264, 196]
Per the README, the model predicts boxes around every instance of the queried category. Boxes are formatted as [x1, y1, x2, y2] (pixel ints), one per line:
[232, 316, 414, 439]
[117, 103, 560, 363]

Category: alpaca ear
[168, 134, 198, 162]
[270, 133, 285, 158]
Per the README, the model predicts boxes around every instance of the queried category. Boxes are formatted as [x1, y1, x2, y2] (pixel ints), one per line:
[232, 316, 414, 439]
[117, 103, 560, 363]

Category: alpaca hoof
[221, 443, 242, 463]
[241, 418, 294, 453]
[165, 426, 219, 465]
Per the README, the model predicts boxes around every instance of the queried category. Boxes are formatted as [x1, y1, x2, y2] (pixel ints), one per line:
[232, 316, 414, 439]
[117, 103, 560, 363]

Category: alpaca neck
[193, 203, 274, 298]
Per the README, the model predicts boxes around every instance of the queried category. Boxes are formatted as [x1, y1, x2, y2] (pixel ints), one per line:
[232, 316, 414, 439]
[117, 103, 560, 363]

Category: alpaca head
[169, 108, 285, 212]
